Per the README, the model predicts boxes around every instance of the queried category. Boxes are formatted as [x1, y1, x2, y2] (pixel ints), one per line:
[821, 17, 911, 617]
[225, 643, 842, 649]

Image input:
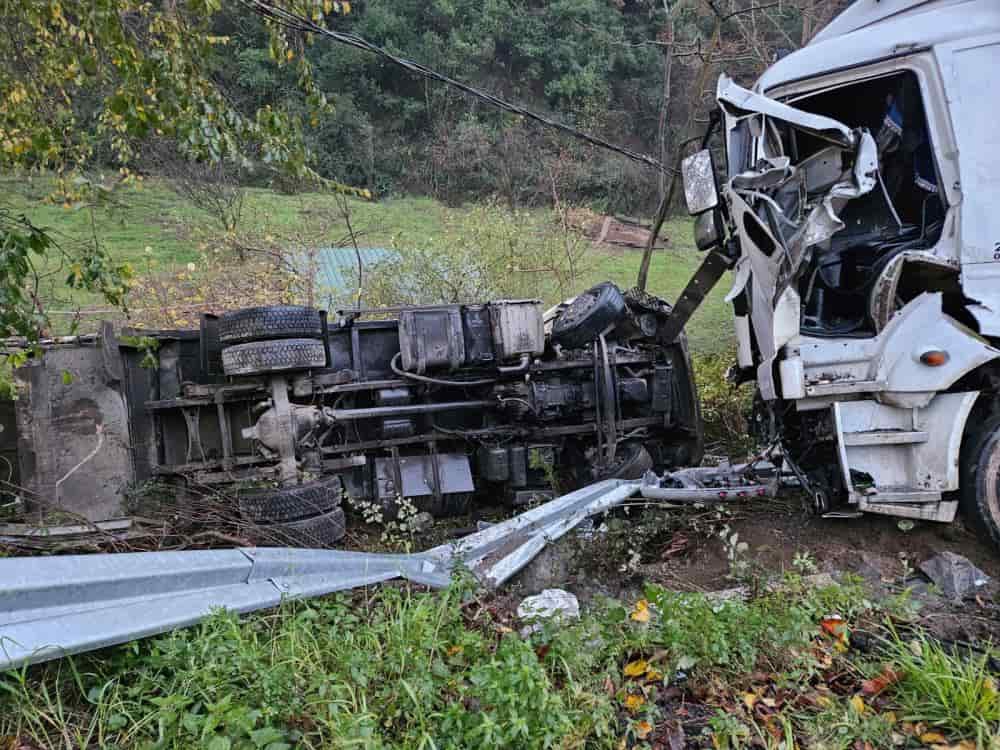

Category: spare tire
[239, 476, 342, 524]
[252, 507, 347, 548]
[552, 282, 627, 349]
[218, 305, 322, 345]
[222, 338, 326, 376]
[602, 441, 654, 480]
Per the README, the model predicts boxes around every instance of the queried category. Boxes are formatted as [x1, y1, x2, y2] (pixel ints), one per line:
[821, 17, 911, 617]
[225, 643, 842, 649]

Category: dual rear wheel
[218, 306, 342, 545]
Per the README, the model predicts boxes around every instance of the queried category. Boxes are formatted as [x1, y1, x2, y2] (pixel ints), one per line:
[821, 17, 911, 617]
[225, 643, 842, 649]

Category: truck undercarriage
[4, 283, 702, 545]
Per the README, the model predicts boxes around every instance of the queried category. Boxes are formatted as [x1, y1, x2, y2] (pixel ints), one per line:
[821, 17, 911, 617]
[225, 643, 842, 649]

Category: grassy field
[2, 570, 996, 748]
[1, 175, 732, 354]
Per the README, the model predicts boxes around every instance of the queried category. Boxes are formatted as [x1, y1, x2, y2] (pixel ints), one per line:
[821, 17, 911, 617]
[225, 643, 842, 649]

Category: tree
[0, 0, 355, 340]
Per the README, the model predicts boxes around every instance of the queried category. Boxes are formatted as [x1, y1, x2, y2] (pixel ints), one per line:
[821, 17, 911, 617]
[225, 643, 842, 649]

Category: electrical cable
[240, 0, 668, 173]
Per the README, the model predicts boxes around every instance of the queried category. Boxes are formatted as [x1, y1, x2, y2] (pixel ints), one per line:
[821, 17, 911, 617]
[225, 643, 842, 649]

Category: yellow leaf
[742, 691, 759, 710]
[630, 599, 651, 623]
[635, 720, 653, 739]
[342, 1, 351, 12]
[446, 645, 462, 657]
[624, 694, 645, 713]
[624, 660, 648, 678]
[645, 667, 663, 682]
[920, 731, 948, 744]
[285, 48, 294, 62]
[850, 695, 865, 714]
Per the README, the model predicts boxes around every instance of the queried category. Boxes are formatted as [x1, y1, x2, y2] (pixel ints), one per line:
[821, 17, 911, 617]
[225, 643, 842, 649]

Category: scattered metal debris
[639, 461, 778, 504]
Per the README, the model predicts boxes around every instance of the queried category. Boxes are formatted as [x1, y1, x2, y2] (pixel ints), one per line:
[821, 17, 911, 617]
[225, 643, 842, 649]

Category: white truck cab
[680, 0, 1000, 549]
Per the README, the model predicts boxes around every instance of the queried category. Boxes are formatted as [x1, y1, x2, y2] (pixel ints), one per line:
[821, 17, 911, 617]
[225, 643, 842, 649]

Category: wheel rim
[984, 442, 1000, 529]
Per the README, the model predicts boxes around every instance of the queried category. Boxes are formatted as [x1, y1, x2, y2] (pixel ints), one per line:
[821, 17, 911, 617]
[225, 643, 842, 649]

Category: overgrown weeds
[7, 570, 994, 749]
[873, 627, 1000, 739]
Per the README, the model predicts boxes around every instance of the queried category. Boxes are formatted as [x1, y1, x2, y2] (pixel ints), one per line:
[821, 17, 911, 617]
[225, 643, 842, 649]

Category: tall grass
[877, 628, 1000, 740]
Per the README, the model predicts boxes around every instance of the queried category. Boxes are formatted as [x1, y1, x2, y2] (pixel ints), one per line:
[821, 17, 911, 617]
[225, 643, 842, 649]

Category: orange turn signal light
[919, 350, 949, 367]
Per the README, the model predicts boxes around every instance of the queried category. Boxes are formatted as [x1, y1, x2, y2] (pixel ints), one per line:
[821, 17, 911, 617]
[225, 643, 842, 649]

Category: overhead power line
[239, 0, 668, 173]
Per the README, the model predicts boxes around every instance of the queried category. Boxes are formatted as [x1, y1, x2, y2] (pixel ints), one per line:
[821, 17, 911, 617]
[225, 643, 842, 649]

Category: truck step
[860, 488, 940, 503]
[841, 429, 928, 447]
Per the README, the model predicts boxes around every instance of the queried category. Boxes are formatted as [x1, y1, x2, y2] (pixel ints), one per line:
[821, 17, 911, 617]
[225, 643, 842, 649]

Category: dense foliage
[218, 0, 851, 210]
[0, 0, 850, 341]
[0, 0, 345, 340]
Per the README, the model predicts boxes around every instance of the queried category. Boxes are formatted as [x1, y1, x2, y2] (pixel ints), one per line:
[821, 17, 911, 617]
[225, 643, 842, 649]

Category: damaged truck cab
[683, 0, 1000, 546]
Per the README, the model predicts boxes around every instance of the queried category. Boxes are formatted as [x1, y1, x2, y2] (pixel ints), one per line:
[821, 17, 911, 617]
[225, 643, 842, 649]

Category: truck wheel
[602, 441, 654, 480]
[960, 414, 1000, 550]
[218, 305, 322, 345]
[239, 476, 342, 524]
[551, 282, 626, 348]
[222, 338, 326, 376]
[252, 507, 347, 548]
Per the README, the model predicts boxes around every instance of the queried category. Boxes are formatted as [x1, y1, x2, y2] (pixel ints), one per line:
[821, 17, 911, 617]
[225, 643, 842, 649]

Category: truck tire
[239, 476, 342, 524]
[253, 507, 347, 548]
[960, 414, 1000, 550]
[222, 338, 326, 376]
[218, 305, 322, 345]
[552, 282, 627, 349]
[602, 441, 654, 480]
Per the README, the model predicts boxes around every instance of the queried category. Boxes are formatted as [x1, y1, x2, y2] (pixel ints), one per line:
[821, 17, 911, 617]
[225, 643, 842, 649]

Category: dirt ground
[493, 498, 1000, 644]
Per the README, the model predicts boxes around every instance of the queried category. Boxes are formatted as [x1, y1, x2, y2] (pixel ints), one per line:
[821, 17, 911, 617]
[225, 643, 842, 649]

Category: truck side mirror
[681, 149, 719, 216]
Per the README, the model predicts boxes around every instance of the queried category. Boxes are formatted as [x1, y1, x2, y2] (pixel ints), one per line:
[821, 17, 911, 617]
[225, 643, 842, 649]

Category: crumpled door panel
[718, 75, 879, 398]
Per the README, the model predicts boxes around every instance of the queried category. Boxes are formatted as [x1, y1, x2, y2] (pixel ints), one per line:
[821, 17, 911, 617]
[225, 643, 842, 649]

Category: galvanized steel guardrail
[0, 479, 639, 670]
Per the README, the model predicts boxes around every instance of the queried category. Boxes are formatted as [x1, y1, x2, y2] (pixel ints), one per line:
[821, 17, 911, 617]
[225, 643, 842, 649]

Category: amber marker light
[919, 350, 949, 366]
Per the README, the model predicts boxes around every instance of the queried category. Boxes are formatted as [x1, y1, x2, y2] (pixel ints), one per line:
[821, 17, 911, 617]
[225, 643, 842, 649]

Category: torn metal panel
[0, 479, 640, 670]
[720, 76, 879, 399]
[13, 343, 133, 521]
[717, 74, 855, 149]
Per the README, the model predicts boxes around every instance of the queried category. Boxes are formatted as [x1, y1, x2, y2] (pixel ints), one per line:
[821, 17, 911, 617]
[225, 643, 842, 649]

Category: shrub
[691, 352, 755, 458]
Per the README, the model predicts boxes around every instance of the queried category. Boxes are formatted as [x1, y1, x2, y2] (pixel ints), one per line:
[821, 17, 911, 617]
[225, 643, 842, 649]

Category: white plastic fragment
[517, 588, 580, 635]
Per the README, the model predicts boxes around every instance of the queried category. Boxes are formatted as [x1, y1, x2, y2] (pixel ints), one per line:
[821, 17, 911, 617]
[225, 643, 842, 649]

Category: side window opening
[785, 71, 947, 338]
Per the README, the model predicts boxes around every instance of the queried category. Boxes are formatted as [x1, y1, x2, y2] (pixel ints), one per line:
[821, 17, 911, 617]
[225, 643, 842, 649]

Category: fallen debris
[516, 588, 579, 635]
[919, 551, 991, 601]
[567, 210, 668, 249]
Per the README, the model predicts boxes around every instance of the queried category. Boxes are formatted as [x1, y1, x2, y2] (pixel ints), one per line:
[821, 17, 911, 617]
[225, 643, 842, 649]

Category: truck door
[936, 35, 1000, 335]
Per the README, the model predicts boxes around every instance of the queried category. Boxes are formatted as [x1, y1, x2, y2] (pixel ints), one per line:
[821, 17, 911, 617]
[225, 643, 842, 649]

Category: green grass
[1, 174, 733, 354]
[1, 558, 995, 749]
[0, 576, 857, 749]
[875, 628, 1000, 739]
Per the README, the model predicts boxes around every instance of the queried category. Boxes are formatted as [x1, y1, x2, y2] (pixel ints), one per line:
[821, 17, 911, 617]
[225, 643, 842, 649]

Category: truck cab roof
[757, 0, 1000, 93]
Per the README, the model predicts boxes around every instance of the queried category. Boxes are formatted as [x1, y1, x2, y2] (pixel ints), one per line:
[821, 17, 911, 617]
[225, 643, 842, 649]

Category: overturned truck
[4, 285, 702, 544]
